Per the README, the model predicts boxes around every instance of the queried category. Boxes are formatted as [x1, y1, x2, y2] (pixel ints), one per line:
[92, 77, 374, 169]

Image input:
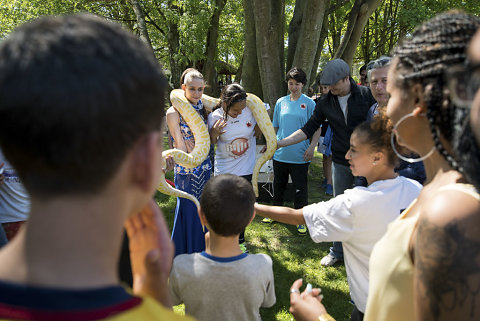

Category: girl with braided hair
[287, 11, 480, 321]
[208, 83, 267, 251]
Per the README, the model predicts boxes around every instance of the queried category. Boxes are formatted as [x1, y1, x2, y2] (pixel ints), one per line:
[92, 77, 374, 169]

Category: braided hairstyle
[392, 11, 480, 173]
[214, 83, 247, 121]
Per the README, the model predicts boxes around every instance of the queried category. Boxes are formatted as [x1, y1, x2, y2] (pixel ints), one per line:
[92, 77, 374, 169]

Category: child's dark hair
[200, 174, 255, 236]
[285, 67, 307, 85]
[354, 111, 397, 167]
[214, 83, 247, 121]
[0, 14, 167, 197]
[392, 11, 480, 173]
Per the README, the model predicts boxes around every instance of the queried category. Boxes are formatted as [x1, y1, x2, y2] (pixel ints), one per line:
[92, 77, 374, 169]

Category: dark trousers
[239, 174, 252, 244]
[350, 305, 364, 321]
[273, 160, 309, 209]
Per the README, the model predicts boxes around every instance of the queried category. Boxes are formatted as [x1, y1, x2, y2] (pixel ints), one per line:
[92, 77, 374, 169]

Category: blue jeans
[329, 162, 356, 260]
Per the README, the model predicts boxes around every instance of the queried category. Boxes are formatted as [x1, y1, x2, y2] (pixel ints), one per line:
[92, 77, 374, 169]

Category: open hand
[125, 200, 174, 307]
[210, 119, 227, 138]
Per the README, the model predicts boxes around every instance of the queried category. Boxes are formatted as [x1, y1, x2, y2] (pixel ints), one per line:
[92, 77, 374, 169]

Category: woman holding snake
[208, 83, 268, 251]
[166, 68, 213, 257]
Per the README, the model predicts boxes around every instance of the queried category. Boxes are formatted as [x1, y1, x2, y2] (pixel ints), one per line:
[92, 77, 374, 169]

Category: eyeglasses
[445, 60, 480, 109]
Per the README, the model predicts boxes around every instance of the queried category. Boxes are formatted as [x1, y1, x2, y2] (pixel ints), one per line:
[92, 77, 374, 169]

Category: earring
[390, 112, 435, 163]
[372, 162, 376, 165]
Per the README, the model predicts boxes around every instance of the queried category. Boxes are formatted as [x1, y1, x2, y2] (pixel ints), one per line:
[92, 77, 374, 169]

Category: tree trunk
[235, 55, 243, 84]
[334, 0, 383, 66]
[253, 0, 286, 109]
[167, 21, 182, 88]
[241, 0, 263, 99]
[165, 1, 184, 89]
[309, 17, 329, 87]
[203, 0, 227, 95]
[129, 0, 152, 48]
[291, 0, 329, 88]
[286, 0, 307, 72]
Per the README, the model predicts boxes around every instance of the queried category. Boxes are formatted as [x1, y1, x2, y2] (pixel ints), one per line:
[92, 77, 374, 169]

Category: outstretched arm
[254, 203, 305, 225]
[125, 200, 174, 308]
[277, 129, 308, 148]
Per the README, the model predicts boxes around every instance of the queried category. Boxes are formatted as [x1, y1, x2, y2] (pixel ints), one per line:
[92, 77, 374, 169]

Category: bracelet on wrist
[318, 313, 335, 321]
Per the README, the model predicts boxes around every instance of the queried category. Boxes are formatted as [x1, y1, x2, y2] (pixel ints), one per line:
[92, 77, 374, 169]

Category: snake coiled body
[247, 93, 277, 197]
[157, 89, 211, 208]
[157, 90, 276, 205]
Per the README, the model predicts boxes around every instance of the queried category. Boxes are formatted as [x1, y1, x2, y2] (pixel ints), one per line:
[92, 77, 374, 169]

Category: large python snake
[157, 90, 277, 207]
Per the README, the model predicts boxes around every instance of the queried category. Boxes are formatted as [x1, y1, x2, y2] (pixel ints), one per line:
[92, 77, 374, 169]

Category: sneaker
[320, 254, 339, 267]
[297, 225, 307, 235]
[262, 217, 274, 223]
[239, 243, 248, 253]
[325, 184, 333, 196]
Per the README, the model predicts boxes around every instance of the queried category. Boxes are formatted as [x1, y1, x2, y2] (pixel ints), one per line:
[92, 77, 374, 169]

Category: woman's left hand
[289, 279, 329, 321]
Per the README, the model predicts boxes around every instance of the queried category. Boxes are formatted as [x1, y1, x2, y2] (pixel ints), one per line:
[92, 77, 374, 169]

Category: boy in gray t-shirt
[169, 174, 276, 321]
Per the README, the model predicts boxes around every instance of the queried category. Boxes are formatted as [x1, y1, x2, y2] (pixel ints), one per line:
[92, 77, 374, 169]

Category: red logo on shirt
[300, 103, 306, 109]
[246, 121, 253, 128]
[227, 138, 249, 156]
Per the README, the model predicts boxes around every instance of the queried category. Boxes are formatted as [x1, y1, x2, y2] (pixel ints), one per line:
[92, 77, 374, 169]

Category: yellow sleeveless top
[364, 183, 479, 321]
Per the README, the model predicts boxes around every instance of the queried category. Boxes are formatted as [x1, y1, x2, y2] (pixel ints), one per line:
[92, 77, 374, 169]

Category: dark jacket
[302, 78, 375, 166]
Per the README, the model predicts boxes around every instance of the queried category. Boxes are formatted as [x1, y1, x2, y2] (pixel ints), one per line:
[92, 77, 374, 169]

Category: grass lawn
[155, 148, 352, 321]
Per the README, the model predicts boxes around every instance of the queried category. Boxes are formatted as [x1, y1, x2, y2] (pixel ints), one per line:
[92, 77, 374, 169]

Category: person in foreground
[287, 11, 480, 321]
[255, 113, 422, 320]
[0, 14, 193, 320]
[169, 174, 276, 321]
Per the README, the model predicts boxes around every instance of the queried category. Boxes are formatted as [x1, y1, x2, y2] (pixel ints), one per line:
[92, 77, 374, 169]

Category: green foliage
[217, 0, 243, 68]
[3, 0, 479, 93]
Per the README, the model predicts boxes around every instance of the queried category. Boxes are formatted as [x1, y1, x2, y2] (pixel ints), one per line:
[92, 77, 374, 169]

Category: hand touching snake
[204, 91, 276, 196]
[157, 90, 277, 205]
[156, 89, 211, 209]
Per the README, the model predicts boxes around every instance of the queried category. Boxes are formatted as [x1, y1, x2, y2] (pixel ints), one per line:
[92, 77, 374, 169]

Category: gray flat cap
[320, 59, 350, 85]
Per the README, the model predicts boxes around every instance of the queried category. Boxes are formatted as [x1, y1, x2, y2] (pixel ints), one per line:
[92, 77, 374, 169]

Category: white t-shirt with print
[208, 107, 257, 176]
[302, 176, 422, 312]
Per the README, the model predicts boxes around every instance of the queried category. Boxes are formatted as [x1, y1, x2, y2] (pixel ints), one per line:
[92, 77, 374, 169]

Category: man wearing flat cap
[277, 58, 375, 266]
